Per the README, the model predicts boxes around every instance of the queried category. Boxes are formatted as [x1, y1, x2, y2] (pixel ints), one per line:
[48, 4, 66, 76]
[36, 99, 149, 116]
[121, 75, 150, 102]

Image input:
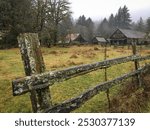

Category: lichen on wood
[12, 54, 150, 96]
[16, 33, 52, 112]
[44, 65, 150, 113]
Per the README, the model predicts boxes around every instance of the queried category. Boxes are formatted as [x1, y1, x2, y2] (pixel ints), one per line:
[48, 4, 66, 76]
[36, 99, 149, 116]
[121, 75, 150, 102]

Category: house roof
[66, 33, 81, 41]
[94, 36, 107, 42]
[118, 28, 146, 39]
[65, 33, 86, 43]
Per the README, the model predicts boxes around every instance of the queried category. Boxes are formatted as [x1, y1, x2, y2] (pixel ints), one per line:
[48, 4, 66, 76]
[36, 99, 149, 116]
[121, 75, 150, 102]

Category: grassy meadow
[0, 45, 150, 113]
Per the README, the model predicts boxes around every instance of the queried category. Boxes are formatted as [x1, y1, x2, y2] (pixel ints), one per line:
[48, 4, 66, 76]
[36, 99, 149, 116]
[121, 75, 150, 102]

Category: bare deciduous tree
[46, 0, 71, 44]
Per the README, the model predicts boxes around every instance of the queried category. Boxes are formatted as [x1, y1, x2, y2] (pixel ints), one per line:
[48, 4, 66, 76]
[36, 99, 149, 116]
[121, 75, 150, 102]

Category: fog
[69, 0, 150, 21]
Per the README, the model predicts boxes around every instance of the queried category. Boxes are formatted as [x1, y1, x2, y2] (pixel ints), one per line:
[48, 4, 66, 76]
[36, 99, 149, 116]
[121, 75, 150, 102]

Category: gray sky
[69, 0, 150, 22]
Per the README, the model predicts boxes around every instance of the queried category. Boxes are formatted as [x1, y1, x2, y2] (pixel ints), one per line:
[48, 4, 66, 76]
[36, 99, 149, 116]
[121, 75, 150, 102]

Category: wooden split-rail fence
[12, 33, 150, 113]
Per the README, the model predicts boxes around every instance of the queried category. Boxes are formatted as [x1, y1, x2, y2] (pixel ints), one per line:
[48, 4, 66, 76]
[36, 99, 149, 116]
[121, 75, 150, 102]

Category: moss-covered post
[17, 33, 52, 112]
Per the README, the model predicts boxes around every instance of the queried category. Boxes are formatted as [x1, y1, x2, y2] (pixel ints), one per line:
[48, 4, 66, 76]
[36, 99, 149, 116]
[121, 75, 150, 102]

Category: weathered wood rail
[12, 55, 150, 96]
[44, 65, 150, 113]
[12, 33, 150, 113]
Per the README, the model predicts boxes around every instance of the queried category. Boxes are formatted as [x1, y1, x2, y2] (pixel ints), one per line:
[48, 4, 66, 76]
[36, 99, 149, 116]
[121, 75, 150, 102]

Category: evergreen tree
[76, 15, 86, 26]
[0, 0, 72, 47]
[108, 14, 116, 34]
[121, 5, 132, 29]
[97, 18, 110, 37]
[108, 14, 115, 27]
[75, 16, 94, 42]
[136, 17, 145, 31]
[58, 15, 74, 42]
[0, 0, 11, 29]
[114, 5, 131, 29]
[85, 18, 94, 41]
[0, 0, 34, 47]
[115, 7, 122, 28]
[147, 17, 150, 32]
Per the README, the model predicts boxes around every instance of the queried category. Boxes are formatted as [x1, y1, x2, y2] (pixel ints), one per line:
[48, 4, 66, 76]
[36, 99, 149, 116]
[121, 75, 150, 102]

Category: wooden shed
[91, 36, 107, 45]
[110, 28, 146, 45]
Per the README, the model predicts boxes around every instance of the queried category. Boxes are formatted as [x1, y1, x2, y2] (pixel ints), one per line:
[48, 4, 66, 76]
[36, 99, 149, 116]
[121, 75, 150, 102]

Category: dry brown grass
[94, 47, 100, 51]
[67, 60, 84, 66]
[82, 51, 96, 59]
[70, 54, 78, 59]
[110, 73, 150, 113]
[49, 50, 59, 55]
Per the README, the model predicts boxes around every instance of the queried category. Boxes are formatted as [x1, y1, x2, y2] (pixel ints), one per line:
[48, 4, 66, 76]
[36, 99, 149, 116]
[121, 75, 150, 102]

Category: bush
[0, 32, 18, 49]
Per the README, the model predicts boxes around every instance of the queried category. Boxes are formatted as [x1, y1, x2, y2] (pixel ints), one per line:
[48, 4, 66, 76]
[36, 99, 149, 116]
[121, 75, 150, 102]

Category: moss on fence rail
[12, 55, 150, 96]
[1, 45, 150, 112]
[12, 33, 150, 113]
[44, 65, 150, 113]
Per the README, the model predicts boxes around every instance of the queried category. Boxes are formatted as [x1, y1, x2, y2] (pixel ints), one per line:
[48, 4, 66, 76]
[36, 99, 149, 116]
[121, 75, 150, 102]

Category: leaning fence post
[17, 33, 52, 112]
[131, 42, 142, 86]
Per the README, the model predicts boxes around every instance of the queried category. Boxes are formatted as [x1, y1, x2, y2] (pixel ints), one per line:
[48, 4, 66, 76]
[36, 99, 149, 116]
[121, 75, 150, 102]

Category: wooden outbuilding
[110, 28, 146, 45]
[91, 36, 107, 45]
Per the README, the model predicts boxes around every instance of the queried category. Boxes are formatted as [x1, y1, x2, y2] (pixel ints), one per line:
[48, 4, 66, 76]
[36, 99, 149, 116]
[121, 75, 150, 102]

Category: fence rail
[12, 55, 150, 96]
[12, 33, 150, 113]
[44, 65, 150, 113]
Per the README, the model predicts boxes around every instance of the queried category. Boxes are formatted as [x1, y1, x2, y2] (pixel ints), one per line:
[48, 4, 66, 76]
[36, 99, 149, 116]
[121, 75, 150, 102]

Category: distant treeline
[0, 0, 150, 48]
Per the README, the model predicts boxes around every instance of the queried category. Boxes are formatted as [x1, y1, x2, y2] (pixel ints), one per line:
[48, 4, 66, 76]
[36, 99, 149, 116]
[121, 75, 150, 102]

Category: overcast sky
[69, 0, 150, 22]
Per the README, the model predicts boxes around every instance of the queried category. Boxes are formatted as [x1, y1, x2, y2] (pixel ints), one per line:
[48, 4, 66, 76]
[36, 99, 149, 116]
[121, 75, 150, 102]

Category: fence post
[104, 43, 111, 111]
[17, 33, 52, 112]
[131, 42, 142, 86]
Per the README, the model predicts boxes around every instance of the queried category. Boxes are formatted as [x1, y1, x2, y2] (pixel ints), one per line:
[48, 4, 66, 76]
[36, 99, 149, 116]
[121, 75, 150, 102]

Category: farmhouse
[65, 33, 86, 43]
[110, 28, 146, 45]
[91, 36, 107, 45]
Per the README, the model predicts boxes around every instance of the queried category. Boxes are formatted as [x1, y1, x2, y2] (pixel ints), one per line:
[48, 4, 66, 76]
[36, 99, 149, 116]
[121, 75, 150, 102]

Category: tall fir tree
[121, 5, 132, 29]
[76, 15, 86, 26]
[85, 18, 94, 41]
[108, 14, 115, 27]
[97, 18, 110, 37]
[147, 17, 150, 32]
[136, 17, 145, 31]
[75, 15, 94, 42]
[114, 5, 131, 29]
[58, 15, 74, 42]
